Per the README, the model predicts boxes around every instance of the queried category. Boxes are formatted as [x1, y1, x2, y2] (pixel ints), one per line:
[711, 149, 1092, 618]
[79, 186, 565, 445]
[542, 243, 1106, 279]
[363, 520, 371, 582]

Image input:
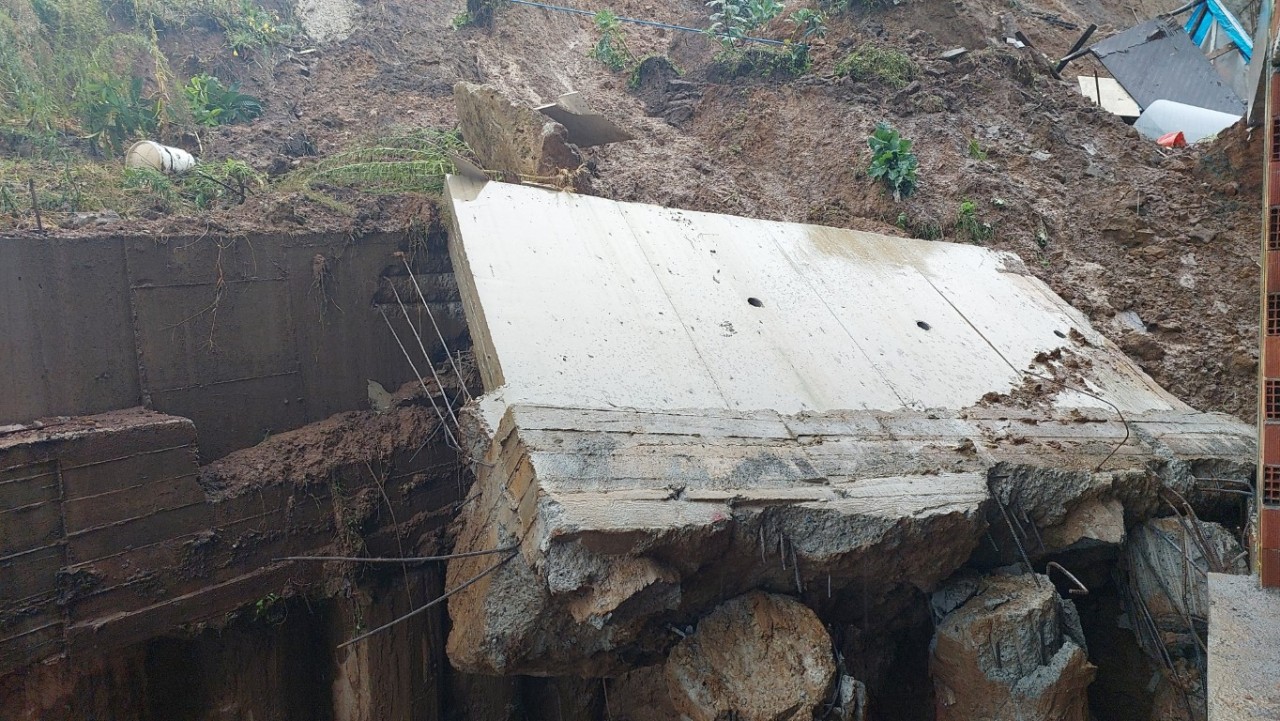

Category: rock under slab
[664, 592, 835, 721]
[931, 571, 1095, 721]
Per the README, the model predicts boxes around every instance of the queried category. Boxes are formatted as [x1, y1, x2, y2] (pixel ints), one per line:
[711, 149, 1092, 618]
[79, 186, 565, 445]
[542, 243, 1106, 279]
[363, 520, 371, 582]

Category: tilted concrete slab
[442, 177, 1254, 675]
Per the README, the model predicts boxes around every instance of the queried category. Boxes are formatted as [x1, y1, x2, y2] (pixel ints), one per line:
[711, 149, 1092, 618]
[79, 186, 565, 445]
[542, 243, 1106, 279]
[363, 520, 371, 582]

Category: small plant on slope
[707, 0, 783, 46]
[955, 199, 993, 242]
[787, 8, 827, 42]
[867, 123, 918, 201]
[184, 74, 263, 126]
[590, 10, 634, 71]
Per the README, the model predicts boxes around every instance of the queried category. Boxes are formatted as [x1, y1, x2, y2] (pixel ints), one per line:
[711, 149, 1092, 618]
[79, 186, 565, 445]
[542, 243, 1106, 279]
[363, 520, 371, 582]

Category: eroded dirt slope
[14, 0, 1266, 420]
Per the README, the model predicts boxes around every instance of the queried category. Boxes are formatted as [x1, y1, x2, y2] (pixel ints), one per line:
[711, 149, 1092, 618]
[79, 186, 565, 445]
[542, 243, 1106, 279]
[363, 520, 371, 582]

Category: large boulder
[664, 592, 836, 721]
[931, 571, 1095, 721]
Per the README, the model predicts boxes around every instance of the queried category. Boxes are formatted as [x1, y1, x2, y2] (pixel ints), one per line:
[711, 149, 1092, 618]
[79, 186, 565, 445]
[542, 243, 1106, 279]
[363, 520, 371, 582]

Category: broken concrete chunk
[938, 47, 969, 61]
[453, 82, 583, 185]
[931, 572, 1095, 721]
[665, 592, 836, 721]
[536, 91, 634, 147]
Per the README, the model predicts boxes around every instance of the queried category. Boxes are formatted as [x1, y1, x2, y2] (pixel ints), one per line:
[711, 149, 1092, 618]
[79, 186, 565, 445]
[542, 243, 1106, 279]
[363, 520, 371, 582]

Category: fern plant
[867, 123, 918, 201]
[184, 74, 263, 126]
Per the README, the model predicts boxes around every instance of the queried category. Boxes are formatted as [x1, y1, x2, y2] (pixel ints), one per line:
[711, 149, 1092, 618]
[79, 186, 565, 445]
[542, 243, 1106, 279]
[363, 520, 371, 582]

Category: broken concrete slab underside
[441, 176, 1255, 714]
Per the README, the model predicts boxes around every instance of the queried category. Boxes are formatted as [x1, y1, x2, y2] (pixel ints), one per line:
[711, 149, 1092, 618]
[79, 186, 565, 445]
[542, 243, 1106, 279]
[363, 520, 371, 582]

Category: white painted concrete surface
[447, 176, 1184, 416]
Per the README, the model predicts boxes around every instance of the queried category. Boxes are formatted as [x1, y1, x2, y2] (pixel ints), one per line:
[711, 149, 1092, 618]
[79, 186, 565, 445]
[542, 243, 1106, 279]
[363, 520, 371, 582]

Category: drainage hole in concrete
[748, 297, 764, 308]
[916, 321, 931, 330]
[1054, 330, 1067, 338]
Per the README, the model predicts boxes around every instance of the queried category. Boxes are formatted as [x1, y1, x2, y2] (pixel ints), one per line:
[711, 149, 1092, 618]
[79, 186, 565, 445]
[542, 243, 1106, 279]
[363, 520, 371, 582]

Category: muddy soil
[11, 0, 1264, 421]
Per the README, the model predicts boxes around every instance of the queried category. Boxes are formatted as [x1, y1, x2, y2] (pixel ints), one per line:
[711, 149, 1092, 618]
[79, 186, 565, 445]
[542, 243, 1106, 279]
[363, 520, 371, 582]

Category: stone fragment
[453, 82, 583, 186]
[665, 592, 836, 721]
[931, 572, 1095, 721]
[1041, 497, 1125, 550]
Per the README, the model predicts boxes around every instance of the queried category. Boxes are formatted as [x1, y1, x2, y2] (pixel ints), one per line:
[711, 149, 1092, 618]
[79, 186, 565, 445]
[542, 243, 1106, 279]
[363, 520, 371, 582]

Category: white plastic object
[1134, 99, 1241, 144]
[125, 140, 196, 174]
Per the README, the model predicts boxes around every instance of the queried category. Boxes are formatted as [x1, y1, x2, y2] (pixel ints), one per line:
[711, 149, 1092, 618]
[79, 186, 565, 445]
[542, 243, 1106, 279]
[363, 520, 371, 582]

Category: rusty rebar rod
[279, 544, 518, 564]
[337, 551, 517, 649]
[1046, 561, 1088, 596]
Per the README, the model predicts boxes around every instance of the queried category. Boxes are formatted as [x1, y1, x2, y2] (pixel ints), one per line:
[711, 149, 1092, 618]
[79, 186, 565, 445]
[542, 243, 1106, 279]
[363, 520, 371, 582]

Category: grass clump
[283, 128, 469, 201]
[867, 122, 918, 201]
[835, 44, 917, 88]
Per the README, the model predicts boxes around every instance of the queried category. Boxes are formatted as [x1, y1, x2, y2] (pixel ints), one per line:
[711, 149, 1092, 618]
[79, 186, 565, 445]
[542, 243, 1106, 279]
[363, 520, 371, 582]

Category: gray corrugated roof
[1089, 18, 1244, 115]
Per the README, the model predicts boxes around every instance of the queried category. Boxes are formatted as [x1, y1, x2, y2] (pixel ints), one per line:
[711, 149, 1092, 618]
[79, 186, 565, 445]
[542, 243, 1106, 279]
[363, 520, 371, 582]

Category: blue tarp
[1184, 0, 1253, 62]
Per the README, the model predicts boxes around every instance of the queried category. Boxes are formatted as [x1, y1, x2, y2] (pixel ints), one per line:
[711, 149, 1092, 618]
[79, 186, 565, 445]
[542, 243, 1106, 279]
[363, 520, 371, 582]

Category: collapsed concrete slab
[441, 177, 1255, 676]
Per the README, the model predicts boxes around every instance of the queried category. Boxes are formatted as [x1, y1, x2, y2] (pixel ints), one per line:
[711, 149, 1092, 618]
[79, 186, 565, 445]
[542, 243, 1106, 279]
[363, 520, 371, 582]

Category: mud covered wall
[0, 228, 464, 460]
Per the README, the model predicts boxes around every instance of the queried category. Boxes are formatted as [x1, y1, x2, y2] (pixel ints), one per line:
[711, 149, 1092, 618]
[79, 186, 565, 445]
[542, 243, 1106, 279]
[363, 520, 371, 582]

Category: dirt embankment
[7, 0, 1264, 420]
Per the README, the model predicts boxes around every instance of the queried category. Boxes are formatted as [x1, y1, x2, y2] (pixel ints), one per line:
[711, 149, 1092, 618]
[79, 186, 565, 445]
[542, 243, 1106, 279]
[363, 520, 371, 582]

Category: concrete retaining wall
[0, 229, 465, 460]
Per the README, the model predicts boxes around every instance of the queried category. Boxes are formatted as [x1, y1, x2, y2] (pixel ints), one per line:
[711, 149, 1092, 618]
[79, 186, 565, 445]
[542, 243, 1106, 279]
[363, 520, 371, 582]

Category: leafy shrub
[955, 199, 993, 242]
[835, 45, 918, 88]
[707, 0, 783, 45]
[786, 8, 827, 41]
[590, 10, 634, 71]
[78, 76, 160, 155]
[184, 74, 263, 126]
[867, 123, 918, 201]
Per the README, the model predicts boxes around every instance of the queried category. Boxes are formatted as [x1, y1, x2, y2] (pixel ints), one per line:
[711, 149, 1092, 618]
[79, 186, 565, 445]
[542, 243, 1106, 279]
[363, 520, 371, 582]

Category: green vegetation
[786, 8, 826, 41]
[966, 138, 987, 160]
[0, 152, 263, 226]
[867, 123, 918, 201]
[835, 45, 918, 89]
[713, 42, 811, 78]
[0, 0, 292, 148]
[185, 74, 263, 126]
[280, 129, 469, 211]
[954, 199, 993, 242]
[450, 10, 474, 29]
[706, 0, 783, 46]
[589, 9, 634, 72]
[215, 0, 292, 56]
[79, 76, 162, 155]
